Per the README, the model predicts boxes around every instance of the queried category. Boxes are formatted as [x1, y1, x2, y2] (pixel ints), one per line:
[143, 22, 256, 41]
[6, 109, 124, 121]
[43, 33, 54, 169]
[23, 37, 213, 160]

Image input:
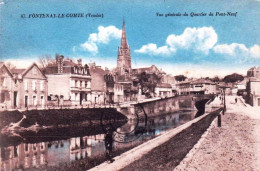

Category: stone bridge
[118, 94, 215, 119]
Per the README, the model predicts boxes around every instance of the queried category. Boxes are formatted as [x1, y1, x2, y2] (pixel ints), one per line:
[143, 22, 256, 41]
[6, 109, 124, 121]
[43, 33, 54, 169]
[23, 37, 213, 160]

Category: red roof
[156, 83, 172, 88]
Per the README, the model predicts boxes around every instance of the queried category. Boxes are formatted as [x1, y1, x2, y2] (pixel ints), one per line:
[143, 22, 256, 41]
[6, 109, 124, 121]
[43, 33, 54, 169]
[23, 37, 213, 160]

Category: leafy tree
[223, 73, 244, 83]
[137, 72, 162, 97]
[174, 75, 187, 82]
[212, 76, 220, 82]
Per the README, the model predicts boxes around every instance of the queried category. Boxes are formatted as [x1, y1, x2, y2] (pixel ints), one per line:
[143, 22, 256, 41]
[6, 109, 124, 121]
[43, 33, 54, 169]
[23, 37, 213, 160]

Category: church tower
[117, 20, 131, 76]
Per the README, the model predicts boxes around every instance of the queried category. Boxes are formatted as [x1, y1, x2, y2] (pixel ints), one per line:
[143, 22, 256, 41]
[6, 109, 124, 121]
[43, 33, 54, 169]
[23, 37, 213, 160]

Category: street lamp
[219, 85, 227, 112]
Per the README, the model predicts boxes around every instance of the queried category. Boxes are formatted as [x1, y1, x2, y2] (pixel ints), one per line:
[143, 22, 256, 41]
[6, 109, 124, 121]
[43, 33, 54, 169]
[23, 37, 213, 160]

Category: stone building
[114, 83, 124, 103]
[0, 63, 16, 109]
[132, 65, 161, 75]
[0, 63, 48, 109]
[246, 77, 260, 107]
[12, 63, 48, 109]
[45, 56, 91, 106]
[89, 62, 106, 105]
[247, 67, 260, 79]
[104, 73, 115, 104]
[155, 83, 173, 97]
[176, 79, 217, 95]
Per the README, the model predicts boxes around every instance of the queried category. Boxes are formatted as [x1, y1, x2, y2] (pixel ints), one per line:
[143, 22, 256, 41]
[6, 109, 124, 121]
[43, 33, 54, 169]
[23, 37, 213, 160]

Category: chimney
[57, 55, 64, 73]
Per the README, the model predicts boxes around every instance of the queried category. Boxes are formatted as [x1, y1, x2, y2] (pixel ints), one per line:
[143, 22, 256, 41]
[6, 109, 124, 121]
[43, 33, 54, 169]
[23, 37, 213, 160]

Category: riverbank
[174, 96, 260, 171]
[120, 109, 221, 171]
[89, 108, 222, 171]
[0, 108, 127, 130]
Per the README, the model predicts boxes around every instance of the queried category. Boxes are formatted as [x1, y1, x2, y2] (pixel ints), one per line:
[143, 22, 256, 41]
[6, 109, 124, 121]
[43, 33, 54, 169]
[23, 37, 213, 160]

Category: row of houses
[0, 56, 126, 110]
[175, 66, 260, 107]
[0, 57, 177, 110]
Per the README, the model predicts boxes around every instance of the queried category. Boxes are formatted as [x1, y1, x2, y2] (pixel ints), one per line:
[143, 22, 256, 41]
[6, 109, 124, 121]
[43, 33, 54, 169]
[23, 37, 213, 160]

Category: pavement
[175, 96, 260, 171]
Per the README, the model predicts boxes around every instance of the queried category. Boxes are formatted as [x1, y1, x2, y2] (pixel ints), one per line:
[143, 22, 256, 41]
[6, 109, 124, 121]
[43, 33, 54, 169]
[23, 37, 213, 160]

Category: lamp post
[219, 86, 227, 113]
[223, 87, 226, 112]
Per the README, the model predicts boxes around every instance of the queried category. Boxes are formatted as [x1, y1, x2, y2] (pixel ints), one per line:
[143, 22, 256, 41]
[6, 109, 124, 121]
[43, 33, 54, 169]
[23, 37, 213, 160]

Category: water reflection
[0, 110, 195, 171]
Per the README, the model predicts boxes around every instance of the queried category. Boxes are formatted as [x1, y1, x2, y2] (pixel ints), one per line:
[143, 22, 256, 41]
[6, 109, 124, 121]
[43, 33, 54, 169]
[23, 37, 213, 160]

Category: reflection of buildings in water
[151, 113, 180, 126]
[47, 140, 69, 167]
[0, 111, 194, 171]
[0, 142, 48, 171]
[69, 134, 105, 161]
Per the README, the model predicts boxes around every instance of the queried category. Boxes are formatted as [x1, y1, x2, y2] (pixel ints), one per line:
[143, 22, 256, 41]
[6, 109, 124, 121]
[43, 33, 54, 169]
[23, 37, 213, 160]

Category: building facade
[0, 63, 48, 109]
[247, 67, 260, 79]
[89, 63, 106, 105]
[177, 79, 217, 95]
[46, 56, 91, 106]
[0, 63, 15, 109]
[155, 83, 172, 97]
[246, 78, 260, 106]
[15, 63, 48, 109]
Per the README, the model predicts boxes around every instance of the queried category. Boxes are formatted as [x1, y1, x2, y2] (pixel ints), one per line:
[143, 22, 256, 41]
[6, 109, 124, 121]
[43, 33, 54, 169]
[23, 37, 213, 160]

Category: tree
[38, 55, 54, 73]
[223, 73, 244, 83]
[174, 75, 187, 82]
[137, 72, 162, 97]
[212, 76, 220, 82]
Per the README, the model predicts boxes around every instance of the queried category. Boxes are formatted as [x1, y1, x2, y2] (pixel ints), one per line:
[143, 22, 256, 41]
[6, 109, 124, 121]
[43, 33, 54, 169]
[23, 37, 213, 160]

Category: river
[0, 109, 197, 171]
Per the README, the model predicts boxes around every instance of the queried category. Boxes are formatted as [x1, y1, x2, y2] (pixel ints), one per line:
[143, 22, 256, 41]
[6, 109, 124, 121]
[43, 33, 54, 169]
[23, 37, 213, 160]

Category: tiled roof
[63, 60, 77, 66]
[156, 83, 172, 88]
[89, 66, 105, 75]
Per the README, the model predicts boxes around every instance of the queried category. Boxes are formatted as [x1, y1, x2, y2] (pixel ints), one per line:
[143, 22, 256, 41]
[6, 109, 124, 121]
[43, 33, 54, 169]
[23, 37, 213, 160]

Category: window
[33, 96, 37, 105]
[75, 80, 77, 87]
[80, 81, 82, 87]
[25, 144, 29, 152]
[24, 80, 28, 90]
[2, 77, 6, 87]
[32, 80, 36, 91]
[85, 81, 88, 88]
[40, 81, 44, 91]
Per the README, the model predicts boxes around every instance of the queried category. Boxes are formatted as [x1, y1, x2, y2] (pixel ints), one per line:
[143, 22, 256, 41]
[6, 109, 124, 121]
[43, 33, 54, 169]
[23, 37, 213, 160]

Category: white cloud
[135, 26, 218, 56]
[80, 26, 122, 55]
[250, 45, 260, 58]
[213, 43, 260, 58]
[134, 43, 175, 56]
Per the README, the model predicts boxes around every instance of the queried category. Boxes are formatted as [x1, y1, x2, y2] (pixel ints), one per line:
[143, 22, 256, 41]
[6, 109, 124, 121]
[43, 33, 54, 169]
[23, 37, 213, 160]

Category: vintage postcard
[0, 0, 260, 170]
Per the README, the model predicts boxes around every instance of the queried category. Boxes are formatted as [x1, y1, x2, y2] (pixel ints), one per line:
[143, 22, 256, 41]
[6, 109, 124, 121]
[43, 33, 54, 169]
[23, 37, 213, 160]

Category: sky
[0, 0, 260, 78]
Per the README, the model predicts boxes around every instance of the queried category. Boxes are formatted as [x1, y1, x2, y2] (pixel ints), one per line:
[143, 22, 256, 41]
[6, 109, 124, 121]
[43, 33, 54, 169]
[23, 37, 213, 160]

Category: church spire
[117, 19, 131, 77]
[120, 18, 128, 49]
